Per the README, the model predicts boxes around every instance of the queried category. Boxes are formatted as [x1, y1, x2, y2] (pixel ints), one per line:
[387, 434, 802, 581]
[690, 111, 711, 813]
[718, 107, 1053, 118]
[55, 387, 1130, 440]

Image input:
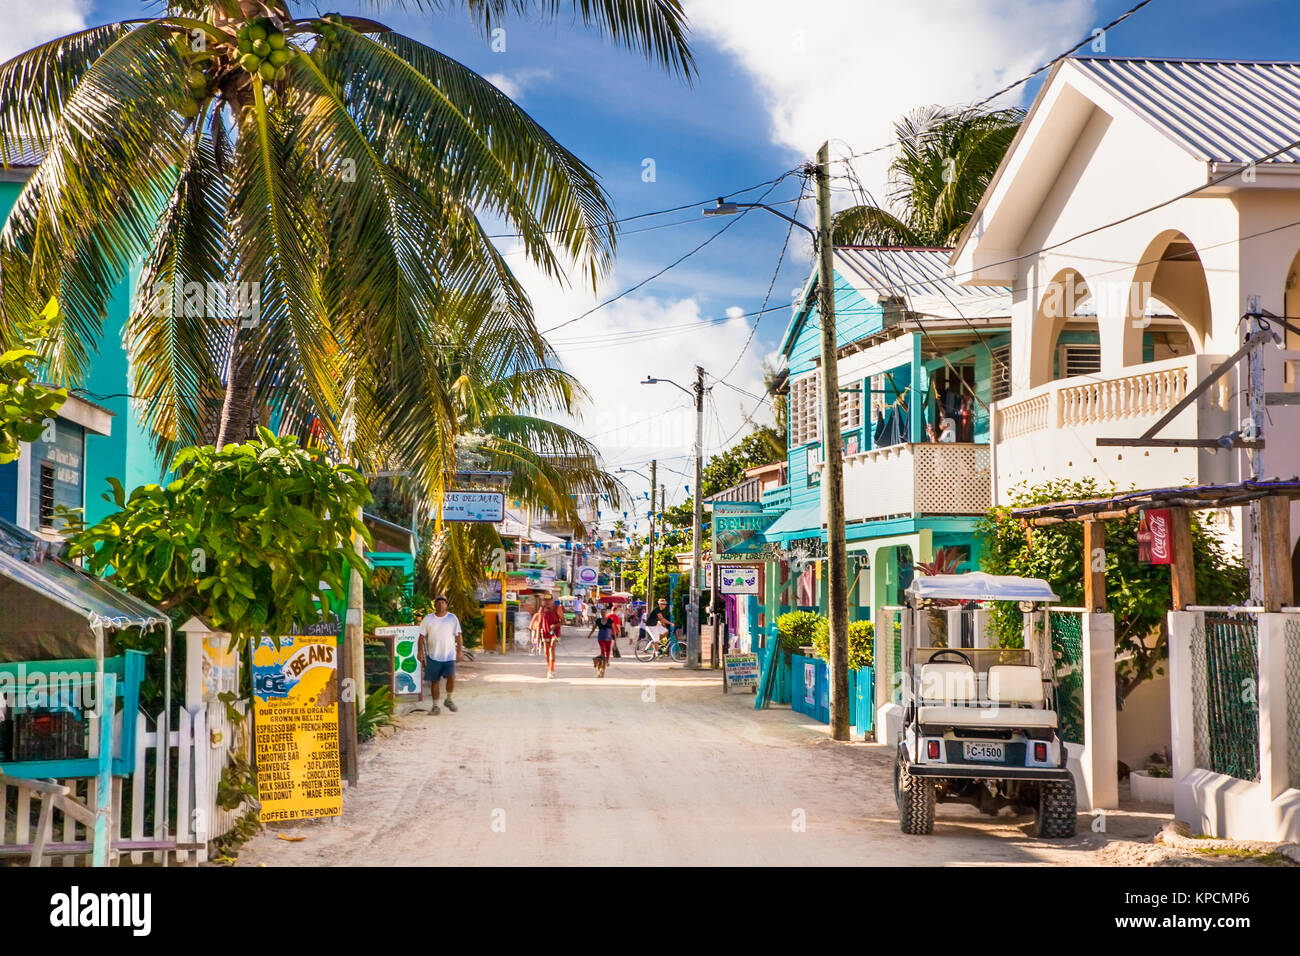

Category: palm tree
[0, 0, 692, 460]
[833, 105, 1022, 247]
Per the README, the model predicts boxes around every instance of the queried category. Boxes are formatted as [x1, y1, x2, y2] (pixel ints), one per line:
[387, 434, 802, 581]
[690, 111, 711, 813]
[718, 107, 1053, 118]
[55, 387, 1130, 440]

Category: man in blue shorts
[417, 595, 463, 715]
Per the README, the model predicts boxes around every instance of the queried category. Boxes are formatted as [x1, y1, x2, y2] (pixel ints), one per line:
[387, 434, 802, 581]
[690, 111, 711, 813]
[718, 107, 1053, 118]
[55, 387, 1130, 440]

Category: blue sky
[11, 0, 1300, 529]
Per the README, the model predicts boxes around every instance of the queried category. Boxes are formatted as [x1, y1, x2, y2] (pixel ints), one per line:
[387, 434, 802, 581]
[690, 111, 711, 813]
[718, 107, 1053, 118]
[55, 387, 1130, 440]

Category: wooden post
[1260, 495, 1293, 612]
[1169, 507, 1196, 610]
[1083, 519, 1107, 613]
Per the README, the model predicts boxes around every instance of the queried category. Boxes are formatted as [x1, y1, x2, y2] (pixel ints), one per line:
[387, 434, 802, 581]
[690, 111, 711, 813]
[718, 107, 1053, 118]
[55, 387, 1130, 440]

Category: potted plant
[1129, 749, 1174, 804]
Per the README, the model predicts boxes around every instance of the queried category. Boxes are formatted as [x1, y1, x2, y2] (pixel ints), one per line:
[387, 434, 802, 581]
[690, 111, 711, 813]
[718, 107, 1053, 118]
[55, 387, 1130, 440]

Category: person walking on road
[532, 592, 564, 679]
[417, 595, 463, 714]
[587, 605, 616, 670]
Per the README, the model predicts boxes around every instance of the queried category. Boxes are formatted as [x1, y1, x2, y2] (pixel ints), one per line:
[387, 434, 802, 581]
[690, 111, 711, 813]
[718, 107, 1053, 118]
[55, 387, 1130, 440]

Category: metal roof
[1071, 56, 1300, 164]
[834, 247, 1010, 318]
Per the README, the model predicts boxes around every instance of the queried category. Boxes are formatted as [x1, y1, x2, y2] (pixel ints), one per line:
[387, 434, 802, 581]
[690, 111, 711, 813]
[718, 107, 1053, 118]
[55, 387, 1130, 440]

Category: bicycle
[634, 627, 686, 663]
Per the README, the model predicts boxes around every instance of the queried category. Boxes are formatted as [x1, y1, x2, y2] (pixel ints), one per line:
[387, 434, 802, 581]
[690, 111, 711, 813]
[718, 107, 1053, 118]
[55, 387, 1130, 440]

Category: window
[839, 384, 861, 432]
[39, 464, 55, 529]
[990, 345, 1012, 402]
[789, 371, 821, 447]
[1058, 344, 1101, 378]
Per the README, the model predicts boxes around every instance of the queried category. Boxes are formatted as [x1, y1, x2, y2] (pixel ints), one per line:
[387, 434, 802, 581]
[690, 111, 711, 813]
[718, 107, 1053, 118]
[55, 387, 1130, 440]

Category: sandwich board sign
[434, 492, 505, 523]
[723, 653, 759, 694]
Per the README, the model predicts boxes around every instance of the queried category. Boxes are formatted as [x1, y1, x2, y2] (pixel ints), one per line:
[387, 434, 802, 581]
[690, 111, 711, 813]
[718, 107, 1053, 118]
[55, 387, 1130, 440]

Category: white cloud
[502, 246, 774, 523]
[483, 68, 553, 102]
[685, 0, 1097, 207]
[0, 0, 90, 63]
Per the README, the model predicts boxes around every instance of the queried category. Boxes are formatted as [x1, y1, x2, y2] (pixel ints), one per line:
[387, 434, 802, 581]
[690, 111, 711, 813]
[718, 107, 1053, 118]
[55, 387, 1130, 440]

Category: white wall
[1117, 674, 1171, 771]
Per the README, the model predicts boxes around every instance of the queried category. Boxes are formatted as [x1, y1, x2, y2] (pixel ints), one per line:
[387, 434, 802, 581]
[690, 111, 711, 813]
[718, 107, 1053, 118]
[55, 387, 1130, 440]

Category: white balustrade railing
[1059, 365, 1187, 427]
[997, 394, 1050, 439]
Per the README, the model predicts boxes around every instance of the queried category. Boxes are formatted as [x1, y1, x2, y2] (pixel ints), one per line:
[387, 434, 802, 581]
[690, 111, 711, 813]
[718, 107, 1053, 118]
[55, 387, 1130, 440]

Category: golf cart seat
[918, 662, 976, 704]
[916, 705, 1059, 729]
[987, 664, 1044, 705]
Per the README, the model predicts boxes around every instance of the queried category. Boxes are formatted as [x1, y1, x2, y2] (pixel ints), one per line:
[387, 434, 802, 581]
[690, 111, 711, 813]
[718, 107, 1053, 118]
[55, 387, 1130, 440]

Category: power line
[540, 174, 794, 334]
[716, 174, 811, 384]
[815, 0, 1158, 169]
[485, 173, 792, 240]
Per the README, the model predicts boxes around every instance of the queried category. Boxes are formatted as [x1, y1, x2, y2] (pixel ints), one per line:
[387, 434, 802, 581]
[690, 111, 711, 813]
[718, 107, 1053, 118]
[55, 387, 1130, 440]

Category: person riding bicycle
[644, 597, 673, 648]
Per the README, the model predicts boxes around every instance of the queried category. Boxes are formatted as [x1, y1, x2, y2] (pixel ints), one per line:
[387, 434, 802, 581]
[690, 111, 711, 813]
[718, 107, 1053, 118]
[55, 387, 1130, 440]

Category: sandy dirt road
[235, 626, 1192, 866]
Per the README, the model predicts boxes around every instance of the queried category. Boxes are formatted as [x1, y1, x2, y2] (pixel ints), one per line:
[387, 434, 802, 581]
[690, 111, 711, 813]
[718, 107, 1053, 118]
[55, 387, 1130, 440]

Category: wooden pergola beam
[1169, 508, 1196, 610]
[1083, 519, 1107, 612]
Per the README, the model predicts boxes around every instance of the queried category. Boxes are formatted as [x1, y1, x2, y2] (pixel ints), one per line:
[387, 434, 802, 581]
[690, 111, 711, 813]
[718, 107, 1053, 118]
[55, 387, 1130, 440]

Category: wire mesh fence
[1049, 610, 1085, 746]
[1286, 617, 1300, 793]
[877, 606, 903, 705]
[1191, 612, 1260, 782]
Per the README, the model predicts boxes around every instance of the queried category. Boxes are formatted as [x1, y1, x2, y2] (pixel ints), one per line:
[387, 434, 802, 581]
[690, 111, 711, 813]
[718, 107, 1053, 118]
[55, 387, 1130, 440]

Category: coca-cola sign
[1146, 509, 1173, 565]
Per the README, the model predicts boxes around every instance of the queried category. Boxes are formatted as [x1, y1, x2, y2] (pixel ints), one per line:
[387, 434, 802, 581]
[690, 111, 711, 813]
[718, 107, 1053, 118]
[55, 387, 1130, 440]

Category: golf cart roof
[906, 572, 1059, 604]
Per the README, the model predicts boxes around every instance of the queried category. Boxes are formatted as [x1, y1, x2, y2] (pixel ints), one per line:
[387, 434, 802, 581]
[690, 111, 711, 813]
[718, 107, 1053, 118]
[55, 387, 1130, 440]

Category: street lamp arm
[703, 197, 816, 241]
[642, 376, 694, 399]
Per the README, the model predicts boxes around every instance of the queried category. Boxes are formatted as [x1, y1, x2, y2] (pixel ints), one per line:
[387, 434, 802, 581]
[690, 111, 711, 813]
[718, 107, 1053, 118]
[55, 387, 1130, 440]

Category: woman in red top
[531, 593, 565, 678]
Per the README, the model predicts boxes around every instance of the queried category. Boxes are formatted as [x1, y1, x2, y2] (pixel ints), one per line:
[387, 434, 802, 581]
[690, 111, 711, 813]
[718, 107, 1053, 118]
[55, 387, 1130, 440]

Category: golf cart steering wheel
[927, 649, 974, 666]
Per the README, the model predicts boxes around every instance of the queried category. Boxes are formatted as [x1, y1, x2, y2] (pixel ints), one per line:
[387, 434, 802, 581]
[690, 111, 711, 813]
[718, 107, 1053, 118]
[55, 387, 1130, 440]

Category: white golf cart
[893, 572, 1077, 837]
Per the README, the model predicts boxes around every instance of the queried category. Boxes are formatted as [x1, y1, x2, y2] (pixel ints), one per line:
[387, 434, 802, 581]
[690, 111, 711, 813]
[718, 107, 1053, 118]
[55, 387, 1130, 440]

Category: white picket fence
[0, 698, 249, 865]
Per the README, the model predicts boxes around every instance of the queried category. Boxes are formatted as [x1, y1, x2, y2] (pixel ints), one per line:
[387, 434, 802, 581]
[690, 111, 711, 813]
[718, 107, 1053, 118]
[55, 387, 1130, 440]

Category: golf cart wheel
[669, 640, 686, 663]
[1035, 776, 1078, 838]
[895, 753, 935, 835]
[634, 636, 656, 662]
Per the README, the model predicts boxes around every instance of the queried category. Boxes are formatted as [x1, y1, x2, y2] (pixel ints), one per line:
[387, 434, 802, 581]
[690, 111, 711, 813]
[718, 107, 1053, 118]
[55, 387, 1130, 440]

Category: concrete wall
[1117, 674, 1171, 770]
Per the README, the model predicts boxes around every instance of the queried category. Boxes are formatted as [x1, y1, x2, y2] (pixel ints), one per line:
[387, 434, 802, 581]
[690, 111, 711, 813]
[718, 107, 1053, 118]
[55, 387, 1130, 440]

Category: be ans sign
[1138, 509, 1174, 565]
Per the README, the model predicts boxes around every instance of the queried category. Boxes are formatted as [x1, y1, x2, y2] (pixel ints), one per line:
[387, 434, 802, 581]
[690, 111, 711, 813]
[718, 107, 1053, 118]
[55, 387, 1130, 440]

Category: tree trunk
[215, 331, 256, 450]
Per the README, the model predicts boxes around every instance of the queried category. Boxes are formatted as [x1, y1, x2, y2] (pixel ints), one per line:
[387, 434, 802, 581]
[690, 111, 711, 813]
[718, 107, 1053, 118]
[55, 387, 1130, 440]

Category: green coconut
[252, 38, 271, 57]
[240, 52, 261, 73]
[179, 99, 200, 118]
[268, 48, 291, 67]
[236, 24, 250, 41]
[248, 24, 268, 42]
[268, 32, 287, 50]
[259, 61, 277, 81]
[237, 37, 252, 55]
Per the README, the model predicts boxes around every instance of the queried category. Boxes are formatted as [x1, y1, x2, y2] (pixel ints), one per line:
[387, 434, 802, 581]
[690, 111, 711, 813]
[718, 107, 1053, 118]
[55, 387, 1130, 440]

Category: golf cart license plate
[963, 742, 1005, 762]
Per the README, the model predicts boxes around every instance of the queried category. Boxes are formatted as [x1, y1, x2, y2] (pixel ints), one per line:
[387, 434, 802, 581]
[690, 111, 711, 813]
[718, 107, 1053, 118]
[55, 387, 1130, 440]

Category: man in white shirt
[417, 595, 463, 715]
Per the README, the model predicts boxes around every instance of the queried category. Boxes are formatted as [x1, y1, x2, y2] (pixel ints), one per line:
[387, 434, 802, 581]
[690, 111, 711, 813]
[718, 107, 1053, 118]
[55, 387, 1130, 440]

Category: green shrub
[811, 619, 874, 670]
[776, 610, 827, 655]
[358, 685, 396, 742]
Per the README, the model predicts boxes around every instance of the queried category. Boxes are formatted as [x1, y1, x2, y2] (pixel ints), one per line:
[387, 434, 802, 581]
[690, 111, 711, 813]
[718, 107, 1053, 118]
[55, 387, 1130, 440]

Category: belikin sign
[1137, 509, 1174, 565]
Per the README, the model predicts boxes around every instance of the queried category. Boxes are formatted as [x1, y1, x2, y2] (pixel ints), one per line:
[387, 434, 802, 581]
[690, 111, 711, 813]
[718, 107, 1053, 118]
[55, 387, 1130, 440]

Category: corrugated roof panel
[833, 247, 1011, 316]
[1072, 57, 1300, 164]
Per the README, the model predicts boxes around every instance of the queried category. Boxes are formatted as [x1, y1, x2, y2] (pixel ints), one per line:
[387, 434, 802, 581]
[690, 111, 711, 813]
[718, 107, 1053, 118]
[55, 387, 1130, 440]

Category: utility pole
[646, 459, 658, 613]
[688, 364, 706, 668]
[816, 141, 850, 741]
[1247, 296, 1266, 605]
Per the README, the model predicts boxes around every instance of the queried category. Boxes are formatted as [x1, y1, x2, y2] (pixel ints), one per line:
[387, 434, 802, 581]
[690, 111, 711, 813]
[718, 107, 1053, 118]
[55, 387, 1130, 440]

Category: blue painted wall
[0, 178, 164, 530]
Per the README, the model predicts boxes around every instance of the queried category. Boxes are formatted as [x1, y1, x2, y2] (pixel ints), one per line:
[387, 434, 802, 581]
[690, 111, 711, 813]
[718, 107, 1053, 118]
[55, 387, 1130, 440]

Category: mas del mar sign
[434, 491, 505, 523]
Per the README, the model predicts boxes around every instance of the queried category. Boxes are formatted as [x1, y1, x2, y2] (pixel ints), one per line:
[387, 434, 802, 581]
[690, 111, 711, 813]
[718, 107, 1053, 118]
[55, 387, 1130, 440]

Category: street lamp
[701, 153, 852, 741]
[642, 369, 708, 668]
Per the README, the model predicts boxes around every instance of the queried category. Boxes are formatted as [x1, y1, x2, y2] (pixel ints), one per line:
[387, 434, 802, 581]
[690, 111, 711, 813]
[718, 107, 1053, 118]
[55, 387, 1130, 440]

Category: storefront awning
[762, 503, 822, 543]
[0, 519, 168, 662]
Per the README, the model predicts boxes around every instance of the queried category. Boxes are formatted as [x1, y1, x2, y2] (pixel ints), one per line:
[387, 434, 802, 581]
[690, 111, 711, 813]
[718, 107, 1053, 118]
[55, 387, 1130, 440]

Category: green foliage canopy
[978, 478, 1248, 701]
[68, 429, 372, 647]
[0, 299, 67, 463]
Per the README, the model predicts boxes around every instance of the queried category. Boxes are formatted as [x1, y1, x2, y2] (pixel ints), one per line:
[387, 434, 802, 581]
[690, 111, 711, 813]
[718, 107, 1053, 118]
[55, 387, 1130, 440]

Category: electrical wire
[540, 174, 795, 334]
[715, 175, 812, 384]
[814, 0, 1158, 170]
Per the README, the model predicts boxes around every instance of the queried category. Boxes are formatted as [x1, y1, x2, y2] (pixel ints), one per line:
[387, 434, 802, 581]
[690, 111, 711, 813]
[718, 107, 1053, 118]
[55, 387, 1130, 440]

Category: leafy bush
[68, 429, 372, 648]
[777, 610, 827, 655]
[811, 619, 874, 670]
[0, 299, 68, 464]
[978, 477, 1248, 703]
[357, 685, 396, 742]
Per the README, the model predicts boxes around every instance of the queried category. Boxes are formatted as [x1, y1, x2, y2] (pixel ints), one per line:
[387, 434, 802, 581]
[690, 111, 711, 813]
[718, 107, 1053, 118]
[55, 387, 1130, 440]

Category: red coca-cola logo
[1147, 509, 1172, 564]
